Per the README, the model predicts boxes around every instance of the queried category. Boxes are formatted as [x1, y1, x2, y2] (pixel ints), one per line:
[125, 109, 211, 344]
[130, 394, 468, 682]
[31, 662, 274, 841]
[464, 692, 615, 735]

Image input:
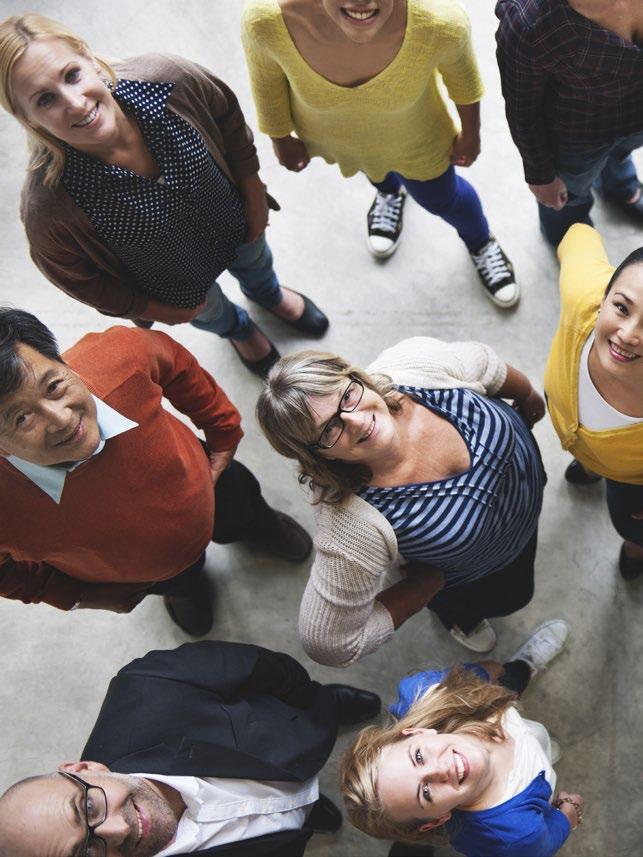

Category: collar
[6, 396, 138, 504]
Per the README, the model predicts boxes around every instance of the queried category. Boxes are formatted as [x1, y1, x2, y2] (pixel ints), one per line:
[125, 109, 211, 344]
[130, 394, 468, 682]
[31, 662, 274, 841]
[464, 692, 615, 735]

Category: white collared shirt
[6, 396, 138, 504]
[136, 773, 319, 854]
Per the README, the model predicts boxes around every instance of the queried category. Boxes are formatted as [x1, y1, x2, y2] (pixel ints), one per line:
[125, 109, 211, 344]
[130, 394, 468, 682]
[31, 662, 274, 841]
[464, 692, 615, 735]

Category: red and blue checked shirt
[495, 0, 643, 185]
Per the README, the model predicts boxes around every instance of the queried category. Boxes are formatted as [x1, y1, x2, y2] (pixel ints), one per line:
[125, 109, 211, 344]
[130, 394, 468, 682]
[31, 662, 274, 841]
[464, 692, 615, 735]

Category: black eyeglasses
[58, 770, 108, 857]
[310, 378, 365, 450]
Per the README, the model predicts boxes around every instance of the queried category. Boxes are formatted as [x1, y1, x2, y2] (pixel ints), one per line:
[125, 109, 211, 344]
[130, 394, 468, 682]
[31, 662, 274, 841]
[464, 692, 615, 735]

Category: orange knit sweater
[0, 327, 243, 609]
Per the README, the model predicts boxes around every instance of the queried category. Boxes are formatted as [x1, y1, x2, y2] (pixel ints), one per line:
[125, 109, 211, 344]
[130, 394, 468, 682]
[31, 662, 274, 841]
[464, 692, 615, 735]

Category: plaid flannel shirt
[495, 0, 643, 185]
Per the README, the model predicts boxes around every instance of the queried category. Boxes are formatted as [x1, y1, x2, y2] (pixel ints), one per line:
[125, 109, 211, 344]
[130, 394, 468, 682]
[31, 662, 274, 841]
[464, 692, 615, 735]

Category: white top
[501, 707, 556, 803]
[6, 396, 138, 503]
[137, 773, 319, 854]
[578, 333, 643, 430]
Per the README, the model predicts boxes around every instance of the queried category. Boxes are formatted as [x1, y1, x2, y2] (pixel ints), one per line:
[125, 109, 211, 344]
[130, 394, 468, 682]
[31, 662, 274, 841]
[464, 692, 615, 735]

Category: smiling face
[376, 728, 492, 830]
[319, 0, 399, 42]
[10, 37, 122, 155]
[0, 343, 100, 465]
[309, 379, 398, 464]
[593, 262, 643, 380]
[0, 763, 180, 857]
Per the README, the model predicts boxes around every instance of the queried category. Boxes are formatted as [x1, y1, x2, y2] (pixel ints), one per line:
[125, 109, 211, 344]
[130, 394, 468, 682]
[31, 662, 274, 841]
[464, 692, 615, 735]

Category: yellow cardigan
[544, 225, 643, 484]
[241, 0, 484, 182]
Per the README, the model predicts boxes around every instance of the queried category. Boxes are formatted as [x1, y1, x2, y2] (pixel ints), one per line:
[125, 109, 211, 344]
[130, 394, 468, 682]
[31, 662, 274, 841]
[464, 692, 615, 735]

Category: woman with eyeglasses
[0, 13, 328, 378]
[257, 337, 547, 666]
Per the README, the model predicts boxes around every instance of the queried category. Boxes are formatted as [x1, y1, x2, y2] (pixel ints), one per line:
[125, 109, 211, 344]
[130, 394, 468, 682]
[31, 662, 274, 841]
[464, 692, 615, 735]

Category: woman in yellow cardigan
[545, 224, 643, 580]
[241, 0, 519, 308]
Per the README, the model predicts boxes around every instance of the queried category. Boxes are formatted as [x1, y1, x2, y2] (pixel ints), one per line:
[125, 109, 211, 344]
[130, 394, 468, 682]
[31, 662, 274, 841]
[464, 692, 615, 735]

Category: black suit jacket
[82, 641, 340, 857]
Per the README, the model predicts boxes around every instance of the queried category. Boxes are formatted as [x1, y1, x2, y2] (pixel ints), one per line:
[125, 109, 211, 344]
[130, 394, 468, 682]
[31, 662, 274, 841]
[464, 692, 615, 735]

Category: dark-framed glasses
[310, 378, 365, 450]
[58, 770, 107, 857]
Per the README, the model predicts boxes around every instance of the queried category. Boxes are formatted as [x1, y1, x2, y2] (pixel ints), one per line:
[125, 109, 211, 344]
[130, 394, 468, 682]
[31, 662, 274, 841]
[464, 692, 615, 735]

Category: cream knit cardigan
[299, 337, 507, 668]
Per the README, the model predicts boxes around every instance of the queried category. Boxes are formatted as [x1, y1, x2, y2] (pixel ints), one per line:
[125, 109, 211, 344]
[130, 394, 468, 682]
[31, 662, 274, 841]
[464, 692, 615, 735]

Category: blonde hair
[0, 13, 116, 186]
[340, 667, 517, 845]
[256, 350, 403, 505]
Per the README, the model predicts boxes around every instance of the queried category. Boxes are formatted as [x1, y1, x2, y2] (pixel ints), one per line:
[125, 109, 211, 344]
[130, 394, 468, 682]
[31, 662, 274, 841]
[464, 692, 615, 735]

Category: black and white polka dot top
[62, 79, 247, 309]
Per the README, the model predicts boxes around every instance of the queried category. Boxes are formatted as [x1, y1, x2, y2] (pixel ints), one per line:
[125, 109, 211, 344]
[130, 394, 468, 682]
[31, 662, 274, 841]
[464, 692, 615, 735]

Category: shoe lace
[473, 241, 510, 286]
[370, 192, 403, 233]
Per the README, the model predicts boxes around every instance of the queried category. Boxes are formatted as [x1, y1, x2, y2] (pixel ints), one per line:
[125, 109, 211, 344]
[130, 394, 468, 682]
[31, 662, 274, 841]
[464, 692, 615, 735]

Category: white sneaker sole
[484, 281, 521, 309]
[366, 233, 401, 259]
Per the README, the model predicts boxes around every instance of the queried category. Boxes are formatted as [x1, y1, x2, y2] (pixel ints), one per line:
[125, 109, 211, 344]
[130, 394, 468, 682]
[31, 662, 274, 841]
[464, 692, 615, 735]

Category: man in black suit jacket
[0, 641, 380, 857]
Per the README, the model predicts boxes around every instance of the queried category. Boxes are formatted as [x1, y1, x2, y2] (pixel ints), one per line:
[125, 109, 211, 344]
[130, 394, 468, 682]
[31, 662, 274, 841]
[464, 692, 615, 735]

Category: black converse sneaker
[470, 236, 520, 307]
[366, 187, 407, 258]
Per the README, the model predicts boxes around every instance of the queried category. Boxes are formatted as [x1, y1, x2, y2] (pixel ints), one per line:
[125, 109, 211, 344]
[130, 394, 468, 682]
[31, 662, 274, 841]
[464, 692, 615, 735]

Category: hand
[513, 387, 546, 427]
[554, 791, 584, 829]
[142, 297, 208, 325]
[239, 174, 270, 243]
[450, 130, 480, 167]
[76, 582, 148, 613]
[208, 446, 237, 487]
[529, 177, 568, 210]
[631, 510, 643, 520]
[272, 135, 310, 172]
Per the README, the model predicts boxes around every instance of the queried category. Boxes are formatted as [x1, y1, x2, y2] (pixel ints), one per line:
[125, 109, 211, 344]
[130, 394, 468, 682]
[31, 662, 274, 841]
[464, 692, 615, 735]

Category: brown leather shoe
[163, 575, 213, 636]
[249, 511, 313, 562]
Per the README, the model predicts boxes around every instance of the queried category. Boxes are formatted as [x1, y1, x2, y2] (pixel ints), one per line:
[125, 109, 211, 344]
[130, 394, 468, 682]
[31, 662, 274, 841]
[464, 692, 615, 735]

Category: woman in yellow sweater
[241, 0, 519, 308]
[545, 225, 643, 580]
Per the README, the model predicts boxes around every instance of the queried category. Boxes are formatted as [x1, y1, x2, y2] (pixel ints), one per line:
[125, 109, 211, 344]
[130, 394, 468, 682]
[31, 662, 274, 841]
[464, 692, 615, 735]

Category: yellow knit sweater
[241, 0, 484, 181]
[544, 225, 643, 484]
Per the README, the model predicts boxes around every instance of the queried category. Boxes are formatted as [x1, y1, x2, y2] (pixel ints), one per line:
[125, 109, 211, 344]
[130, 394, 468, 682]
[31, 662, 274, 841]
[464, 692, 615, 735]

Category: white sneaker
[510, 619, 570, 675]
[470, 237, 520, 308]
[366, 187, 407, 258]
[449, 619, 497, 653]
[549, 737, 562, 765]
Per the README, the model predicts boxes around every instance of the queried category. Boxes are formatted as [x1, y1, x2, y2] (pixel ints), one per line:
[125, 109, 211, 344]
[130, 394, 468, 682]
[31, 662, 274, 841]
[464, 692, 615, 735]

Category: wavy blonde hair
[256, 350, 404, 505]
[340, 667, 517, 845]
[0, 13, 116, 187]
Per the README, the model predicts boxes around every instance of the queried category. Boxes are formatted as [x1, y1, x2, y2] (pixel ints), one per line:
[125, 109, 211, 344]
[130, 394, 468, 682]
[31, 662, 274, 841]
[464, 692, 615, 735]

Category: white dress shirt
[6, 396, 138, 503]
[137, 773, 319, 854]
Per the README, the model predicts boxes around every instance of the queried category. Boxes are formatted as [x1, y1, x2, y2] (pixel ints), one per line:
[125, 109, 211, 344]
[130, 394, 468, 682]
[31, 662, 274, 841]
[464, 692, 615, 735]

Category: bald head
[0, 773, 57, 857]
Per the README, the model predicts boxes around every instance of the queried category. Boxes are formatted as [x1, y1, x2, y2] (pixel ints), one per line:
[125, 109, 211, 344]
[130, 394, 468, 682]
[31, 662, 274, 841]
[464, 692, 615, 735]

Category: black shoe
[470, 236, 520, 308]
[304, 794, 342, 834]
[326, 684, 381, 725]
[609, 185, 643, 223]
[230, 337, 280, 380]
[367, 187, 406, 258]
[277, 291, 329, 337]
[619, 543, 643, 581]
[564, 458, 602, 485]
[248, 511, 313, 562]
[163, 574, 213, 636]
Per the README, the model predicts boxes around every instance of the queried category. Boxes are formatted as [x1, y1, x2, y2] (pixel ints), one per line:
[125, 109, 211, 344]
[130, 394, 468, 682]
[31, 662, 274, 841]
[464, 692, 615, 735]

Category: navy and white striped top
[63, 78, 247, 309]
[359, 386, 545, 588]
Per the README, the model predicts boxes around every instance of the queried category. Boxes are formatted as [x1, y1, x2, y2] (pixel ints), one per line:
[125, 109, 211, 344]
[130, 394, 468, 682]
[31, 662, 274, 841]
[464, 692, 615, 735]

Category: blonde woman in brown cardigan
[0, 13, 328, 377]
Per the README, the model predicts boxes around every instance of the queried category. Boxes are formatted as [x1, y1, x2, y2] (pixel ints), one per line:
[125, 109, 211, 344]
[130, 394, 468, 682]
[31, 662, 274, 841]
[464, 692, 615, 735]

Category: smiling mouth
[453, 750, 467, 785]
[55, 418, 82, 446]
[341, 7, 379, 23]
[357, 414, 375, 443]
[73, 102, 99, 127]
[608, 340, 640, 362]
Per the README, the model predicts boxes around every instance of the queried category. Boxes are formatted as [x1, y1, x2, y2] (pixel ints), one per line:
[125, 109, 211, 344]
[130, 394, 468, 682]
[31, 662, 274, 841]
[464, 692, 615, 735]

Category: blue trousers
[606, 480, 643, 548]
[371, 166, 490, 252]
[191, 232, 282, 340]
[538, 131, 643, 247]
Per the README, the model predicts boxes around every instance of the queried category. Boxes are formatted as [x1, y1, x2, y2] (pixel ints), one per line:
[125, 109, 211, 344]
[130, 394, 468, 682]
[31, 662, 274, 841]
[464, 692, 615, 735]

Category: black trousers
[151, 459, 277, 596]
[427, 530, 538, 634]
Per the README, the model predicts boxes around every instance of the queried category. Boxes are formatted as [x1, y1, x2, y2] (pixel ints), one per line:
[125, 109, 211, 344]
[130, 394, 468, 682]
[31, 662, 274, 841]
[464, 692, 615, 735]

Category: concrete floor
[0, 1, 642, 855]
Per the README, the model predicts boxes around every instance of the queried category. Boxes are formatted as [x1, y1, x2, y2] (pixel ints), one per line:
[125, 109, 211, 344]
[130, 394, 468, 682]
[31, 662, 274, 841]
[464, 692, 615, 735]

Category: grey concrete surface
[0, 1, 641, 855]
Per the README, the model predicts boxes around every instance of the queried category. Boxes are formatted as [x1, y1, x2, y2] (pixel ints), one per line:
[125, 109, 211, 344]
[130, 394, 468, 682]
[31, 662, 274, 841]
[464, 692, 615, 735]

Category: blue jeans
[606, 480, 643, 548]
[538, 130, 643, 246]
[371, 166, 490, 252]
[190, 233, 282, 340]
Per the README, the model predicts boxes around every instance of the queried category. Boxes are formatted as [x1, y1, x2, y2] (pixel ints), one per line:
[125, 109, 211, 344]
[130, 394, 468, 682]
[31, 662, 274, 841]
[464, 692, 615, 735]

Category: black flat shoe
[326, 684, 381, 725]
[281, 292, 329, 337]
[609, 186, 643, 223]
[619, 543, 643, 581]
[246, 511, 313, 562]
[163, 574, 213, 636]
[564, 459, 602, 485]
[230, 339, 280, 379]
[304, 794, 342, 834]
